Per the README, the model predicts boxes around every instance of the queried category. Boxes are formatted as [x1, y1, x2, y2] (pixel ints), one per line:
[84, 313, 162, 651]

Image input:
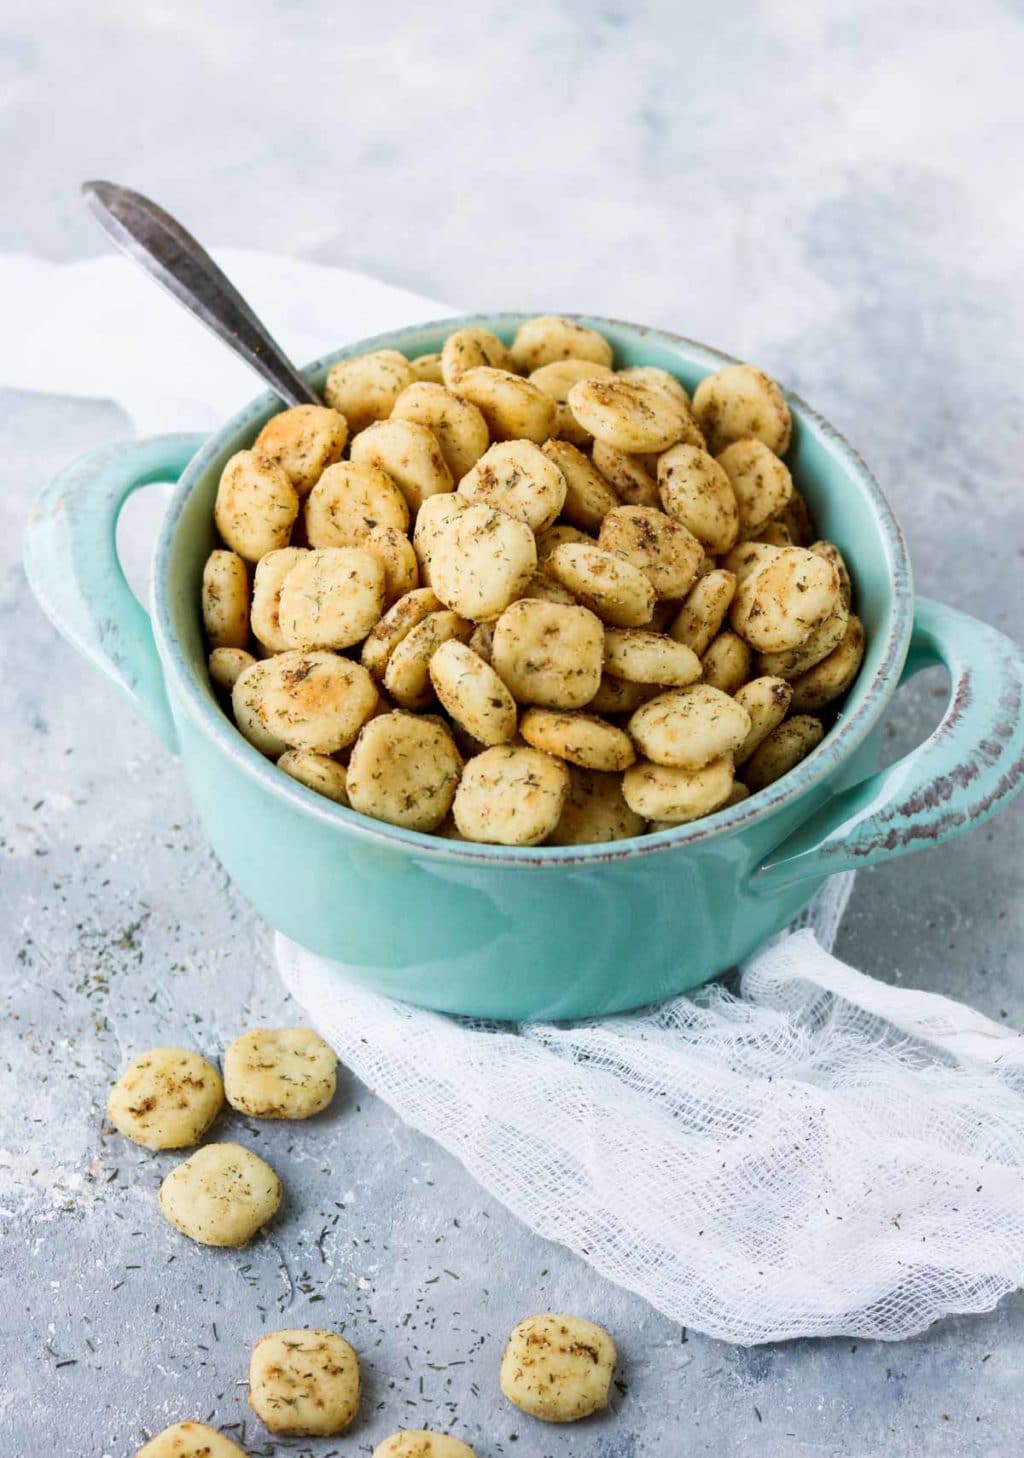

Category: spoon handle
[81, 180, 321, 409]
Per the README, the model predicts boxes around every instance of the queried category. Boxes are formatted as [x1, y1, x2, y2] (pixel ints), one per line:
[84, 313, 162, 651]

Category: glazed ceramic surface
[24, 316, 1024, 1018]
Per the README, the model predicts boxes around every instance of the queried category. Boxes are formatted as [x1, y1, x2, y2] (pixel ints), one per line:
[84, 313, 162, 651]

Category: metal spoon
[81, 180, 321, 408]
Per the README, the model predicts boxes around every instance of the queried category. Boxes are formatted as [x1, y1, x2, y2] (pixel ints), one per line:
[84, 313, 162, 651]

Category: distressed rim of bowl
[153, 312, 914, 867]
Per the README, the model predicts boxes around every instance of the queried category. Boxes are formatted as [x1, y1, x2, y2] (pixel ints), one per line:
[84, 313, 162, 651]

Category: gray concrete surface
[2, 1, 1023, 1454]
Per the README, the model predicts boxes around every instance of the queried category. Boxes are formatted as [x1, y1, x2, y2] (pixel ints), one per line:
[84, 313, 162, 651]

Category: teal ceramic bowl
[24, 314, 1024, 1018]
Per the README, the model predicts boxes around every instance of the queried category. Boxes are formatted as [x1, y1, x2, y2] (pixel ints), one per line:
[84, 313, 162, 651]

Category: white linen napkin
[0, 250, 448, 433]
[278, 916, 1024, 1344]
[11, 250, 1024, 1343]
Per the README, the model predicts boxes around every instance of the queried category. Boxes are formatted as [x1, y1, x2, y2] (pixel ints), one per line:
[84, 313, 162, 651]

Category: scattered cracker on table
[108, 1048, 223, 1151]
[224, 1027, 337, 1119]
[248, 1328, 360, 1436]
[499, 1312, 617, 1423]
[134, 1420, 248, 1458]
[373, 1432, 479, 1458]
[158, 1141, 282, 1247]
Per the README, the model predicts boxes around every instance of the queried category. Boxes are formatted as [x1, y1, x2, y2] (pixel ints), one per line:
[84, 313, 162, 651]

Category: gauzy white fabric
[278, 896, 1024, 1345]
[9, 249, 1024, 1344]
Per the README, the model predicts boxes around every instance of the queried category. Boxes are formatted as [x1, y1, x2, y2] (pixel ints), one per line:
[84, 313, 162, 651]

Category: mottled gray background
[2, 1, 1023, 1455]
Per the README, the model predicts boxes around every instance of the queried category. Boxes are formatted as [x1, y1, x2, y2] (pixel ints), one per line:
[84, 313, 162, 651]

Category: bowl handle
[751, 597, 1024, 894]
[23, 433, 205, 754]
